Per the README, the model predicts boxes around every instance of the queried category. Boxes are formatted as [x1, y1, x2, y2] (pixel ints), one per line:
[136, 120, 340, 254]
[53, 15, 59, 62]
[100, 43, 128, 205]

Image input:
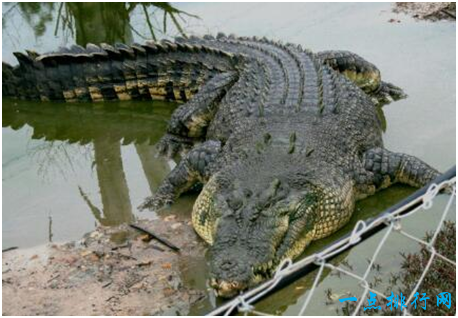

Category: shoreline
[2, 217, 207, 315]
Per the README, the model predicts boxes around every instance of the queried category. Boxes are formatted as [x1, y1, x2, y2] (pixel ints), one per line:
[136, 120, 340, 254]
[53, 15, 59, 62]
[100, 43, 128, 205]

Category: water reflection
[3, 2, 197, 45]
[2, 2, 197, 228]
[135, 143, 170, 193]
[3, 99, 175, 227]
[84, 138, 134, 226]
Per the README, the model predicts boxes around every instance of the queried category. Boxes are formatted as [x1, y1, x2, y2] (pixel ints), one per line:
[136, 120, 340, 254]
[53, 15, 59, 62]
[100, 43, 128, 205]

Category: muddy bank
[393, 2, 456, 21]
[2, 217, 207, 316]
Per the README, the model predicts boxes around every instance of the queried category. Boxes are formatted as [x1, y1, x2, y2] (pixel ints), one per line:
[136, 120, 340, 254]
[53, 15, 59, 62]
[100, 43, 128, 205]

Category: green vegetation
[340, 221, 456, 315]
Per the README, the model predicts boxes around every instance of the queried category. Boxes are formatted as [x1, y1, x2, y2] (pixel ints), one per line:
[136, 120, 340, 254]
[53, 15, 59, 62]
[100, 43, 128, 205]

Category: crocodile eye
[227, 193, 243, 211]
[243, 189, 252, 198]
[228, 199, 242, 211]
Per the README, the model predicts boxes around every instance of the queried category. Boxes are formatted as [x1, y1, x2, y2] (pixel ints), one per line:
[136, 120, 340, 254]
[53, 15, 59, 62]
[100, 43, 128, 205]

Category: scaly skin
[3, 34, 438, 298]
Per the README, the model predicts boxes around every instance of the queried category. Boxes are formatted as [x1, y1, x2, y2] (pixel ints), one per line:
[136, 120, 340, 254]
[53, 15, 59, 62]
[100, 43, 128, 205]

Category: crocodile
[3, 34, 441, 298]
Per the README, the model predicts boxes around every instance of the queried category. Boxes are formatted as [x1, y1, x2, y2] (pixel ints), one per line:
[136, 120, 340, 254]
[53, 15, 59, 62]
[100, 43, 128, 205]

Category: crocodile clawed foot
[138, 194, 174, 212]
[441, 184, 455, 196]
[382, 81, 407, 101]
[156, 133, 194, 158]
[373, 81, 407, 106]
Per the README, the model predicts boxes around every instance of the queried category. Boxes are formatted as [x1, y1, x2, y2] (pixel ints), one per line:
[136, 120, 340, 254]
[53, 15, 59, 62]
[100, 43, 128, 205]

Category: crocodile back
[178, 35, 383, 159]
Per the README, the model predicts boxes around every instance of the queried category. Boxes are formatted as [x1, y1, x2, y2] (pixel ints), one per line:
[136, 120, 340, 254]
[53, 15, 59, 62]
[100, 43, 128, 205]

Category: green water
[2, 2, 455, 315]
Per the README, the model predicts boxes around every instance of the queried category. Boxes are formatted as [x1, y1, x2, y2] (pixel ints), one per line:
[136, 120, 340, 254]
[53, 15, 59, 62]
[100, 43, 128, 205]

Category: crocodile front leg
[362, 147, 440, 191]
[157, 72, 237, 157]
[139, 140, 221, 211]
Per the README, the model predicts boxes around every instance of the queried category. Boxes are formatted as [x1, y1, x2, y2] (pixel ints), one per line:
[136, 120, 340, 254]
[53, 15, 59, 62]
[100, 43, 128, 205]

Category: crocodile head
[194, 169, 334, 298]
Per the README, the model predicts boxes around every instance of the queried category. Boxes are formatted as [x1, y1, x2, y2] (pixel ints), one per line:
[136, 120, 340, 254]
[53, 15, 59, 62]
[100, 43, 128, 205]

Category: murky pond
[2, 2, 455, 315]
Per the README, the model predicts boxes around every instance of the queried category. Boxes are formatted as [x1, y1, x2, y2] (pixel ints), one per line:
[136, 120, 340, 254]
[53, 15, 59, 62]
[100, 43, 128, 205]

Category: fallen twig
[126, 275, 146, 289]
[2, 246, 18, 253]
[106, 296, 116, 302]
[112, 251, 137, 261]
[47, 274, 60, 283]
[129, 224, 180, 252]
[111, 243, 129, 251]
[440, 8, 455, 19]
[150, 245, 165, 252]
[136, 260, 153, 267]
[102, 280, 113, 288]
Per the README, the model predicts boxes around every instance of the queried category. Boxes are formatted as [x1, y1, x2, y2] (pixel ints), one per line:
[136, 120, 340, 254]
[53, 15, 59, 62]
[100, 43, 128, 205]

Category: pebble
[161, 263, 172, 269]
[80, 250, 93, 257]
[164, 215, 176, 222]
[171, 223, 182, 230]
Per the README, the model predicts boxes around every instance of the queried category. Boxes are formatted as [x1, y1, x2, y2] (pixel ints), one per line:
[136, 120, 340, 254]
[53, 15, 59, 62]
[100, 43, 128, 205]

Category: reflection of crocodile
[2, 100, 172, 144]
[3, 34, 440, 298]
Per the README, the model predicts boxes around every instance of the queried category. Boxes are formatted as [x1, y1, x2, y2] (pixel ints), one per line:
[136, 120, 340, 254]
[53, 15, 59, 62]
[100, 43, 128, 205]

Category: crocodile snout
[210, 278, 246, 298]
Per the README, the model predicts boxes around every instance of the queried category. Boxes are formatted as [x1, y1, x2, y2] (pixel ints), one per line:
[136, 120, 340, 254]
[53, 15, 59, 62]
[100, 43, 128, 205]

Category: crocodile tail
[2, 41, 239, 103]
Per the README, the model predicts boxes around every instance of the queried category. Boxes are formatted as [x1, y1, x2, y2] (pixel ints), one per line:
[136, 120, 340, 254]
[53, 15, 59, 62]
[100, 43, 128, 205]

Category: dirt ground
[2, 217, 207, 315]
[393, 2, 456, 21]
